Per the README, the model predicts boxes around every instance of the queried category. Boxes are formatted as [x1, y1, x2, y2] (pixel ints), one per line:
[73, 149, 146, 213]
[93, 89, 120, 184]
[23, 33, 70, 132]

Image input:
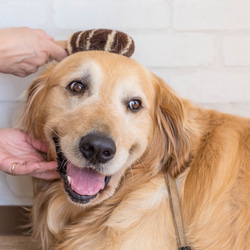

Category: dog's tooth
[67, 176, 71, 185]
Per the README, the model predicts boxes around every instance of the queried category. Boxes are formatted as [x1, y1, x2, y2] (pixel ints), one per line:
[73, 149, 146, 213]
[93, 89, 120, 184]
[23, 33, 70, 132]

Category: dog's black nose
[79, 133, 116, 164]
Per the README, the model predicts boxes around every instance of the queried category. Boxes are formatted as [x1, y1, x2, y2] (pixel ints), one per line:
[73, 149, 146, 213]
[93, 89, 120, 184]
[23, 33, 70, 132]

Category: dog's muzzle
[53, 135, 113, 204]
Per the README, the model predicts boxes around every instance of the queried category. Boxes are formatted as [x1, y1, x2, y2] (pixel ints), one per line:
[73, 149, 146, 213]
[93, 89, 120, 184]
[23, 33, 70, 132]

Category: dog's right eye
[68, 81, 85, 94]
[127, 99, 142, 112]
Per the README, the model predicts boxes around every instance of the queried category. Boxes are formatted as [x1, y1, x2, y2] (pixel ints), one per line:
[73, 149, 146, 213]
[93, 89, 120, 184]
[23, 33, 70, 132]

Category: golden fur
[20, 51, 250, 249]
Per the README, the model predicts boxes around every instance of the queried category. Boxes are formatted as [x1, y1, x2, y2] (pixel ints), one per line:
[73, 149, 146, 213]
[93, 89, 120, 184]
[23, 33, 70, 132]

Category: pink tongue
[67, 163, 105, 196]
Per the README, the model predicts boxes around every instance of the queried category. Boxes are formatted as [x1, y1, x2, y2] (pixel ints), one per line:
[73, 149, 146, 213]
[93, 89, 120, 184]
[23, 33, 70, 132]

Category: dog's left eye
[128, 99, 142, 112]
[68, 81, 85, 94]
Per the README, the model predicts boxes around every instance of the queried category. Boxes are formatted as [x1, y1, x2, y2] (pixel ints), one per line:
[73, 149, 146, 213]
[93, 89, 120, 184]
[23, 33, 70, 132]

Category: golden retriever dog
[20, 51, 250, 249]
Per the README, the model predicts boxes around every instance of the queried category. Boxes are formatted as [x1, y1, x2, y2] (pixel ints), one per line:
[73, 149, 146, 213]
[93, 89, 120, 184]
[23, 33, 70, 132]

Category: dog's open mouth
[53, 137, 111, 204]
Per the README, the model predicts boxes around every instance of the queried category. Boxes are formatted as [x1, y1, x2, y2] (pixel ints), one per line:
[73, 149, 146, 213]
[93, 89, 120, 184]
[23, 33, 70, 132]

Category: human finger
[8, 161, 39, 175]
[28, 161, 60, 180]
[8, 161, 58, 176]
[34, 161, 58, 172]
[31, 170, 60, 180]
[13, 71, 29, 78]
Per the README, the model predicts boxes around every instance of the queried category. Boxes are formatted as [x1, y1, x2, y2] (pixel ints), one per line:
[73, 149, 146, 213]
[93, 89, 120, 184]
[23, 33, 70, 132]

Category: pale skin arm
[0, 128, 60, 180]
[0, 27, 65, 179]
[0, 27, 68, 77]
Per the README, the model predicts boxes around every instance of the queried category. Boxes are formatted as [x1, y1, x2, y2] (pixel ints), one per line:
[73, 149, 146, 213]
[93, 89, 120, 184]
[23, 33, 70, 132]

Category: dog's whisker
[128, 166, 134, 183]
[39, 123, 62, 139]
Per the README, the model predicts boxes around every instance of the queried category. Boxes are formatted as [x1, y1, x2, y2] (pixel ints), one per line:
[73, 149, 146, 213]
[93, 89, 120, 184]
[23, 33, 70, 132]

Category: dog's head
[21, 51, 190, 206]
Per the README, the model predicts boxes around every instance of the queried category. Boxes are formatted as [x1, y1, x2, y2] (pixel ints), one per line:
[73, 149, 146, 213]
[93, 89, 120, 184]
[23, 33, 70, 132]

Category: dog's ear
[154, 75, 191, 177]
[19, 64, 56, 140]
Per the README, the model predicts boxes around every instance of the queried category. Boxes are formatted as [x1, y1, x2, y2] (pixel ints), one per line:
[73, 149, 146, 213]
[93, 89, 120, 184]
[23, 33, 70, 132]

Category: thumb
[24, 133, 48, 153]
[48, 40, 68, 62]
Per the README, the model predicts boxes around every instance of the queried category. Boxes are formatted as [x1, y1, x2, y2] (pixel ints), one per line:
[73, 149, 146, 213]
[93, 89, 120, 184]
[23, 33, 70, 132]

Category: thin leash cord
[165, 172, 191, 250]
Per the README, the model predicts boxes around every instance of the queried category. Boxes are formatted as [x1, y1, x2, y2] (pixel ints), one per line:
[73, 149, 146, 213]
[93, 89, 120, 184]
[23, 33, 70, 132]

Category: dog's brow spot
[129, 144, 137, 154]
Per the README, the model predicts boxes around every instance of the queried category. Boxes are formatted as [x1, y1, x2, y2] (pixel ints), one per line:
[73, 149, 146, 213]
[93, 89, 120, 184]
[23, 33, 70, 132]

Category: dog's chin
[53, 137, 111, 205]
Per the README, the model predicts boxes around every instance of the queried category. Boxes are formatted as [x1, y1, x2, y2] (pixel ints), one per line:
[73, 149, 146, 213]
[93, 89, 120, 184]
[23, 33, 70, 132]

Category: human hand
[0, 128, 60, 180]
[0, 27, 68, 77]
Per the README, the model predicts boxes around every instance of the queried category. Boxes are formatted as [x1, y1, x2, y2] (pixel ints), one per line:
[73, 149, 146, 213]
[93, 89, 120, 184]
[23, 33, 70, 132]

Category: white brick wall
[0, 1, 46, 28]
[223, 35, 250, 66]
[53, 0, 171, 30]
[0, 0, 249, 205]
[133, 33, 214, 67]
[174, 0, 250, 30]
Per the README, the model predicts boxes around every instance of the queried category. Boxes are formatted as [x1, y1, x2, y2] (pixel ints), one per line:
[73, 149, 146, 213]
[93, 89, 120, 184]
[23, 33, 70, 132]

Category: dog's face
[23, 51, 186, 206]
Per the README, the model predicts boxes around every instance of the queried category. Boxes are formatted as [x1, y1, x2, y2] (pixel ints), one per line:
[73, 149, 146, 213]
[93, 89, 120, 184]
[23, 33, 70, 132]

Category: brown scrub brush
[56, 29, 135, 57]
